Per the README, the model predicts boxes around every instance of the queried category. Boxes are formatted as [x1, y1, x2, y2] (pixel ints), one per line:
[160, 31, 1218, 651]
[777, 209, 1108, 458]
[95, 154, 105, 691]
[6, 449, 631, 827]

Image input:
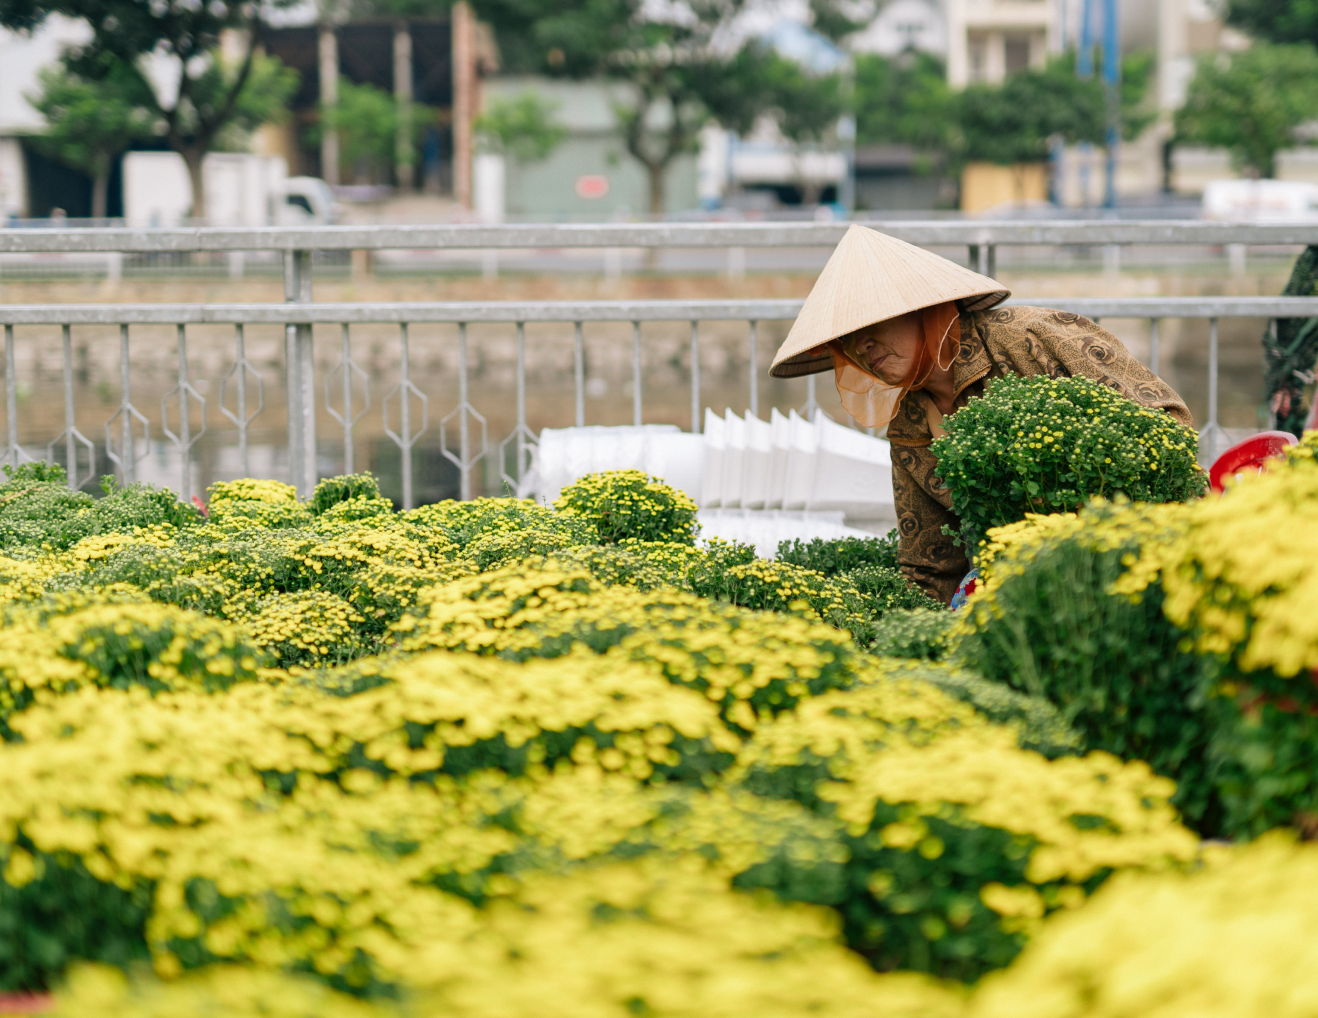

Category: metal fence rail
[5, 295, 1315, 508]
[4, 221, 1318, 252]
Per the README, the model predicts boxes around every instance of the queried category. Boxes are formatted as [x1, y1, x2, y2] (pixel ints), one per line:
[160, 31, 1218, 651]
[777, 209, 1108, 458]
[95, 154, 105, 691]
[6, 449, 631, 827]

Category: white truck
[123, 151, 338, 227]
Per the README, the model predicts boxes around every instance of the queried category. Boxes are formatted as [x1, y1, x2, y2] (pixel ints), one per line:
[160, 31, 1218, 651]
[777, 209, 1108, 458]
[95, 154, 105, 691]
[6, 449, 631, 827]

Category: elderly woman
[770, 225, 1193, 604]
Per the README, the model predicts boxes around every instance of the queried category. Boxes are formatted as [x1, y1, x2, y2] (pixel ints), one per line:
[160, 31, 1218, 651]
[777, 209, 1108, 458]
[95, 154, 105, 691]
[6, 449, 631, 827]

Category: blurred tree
[0, 0, 300, 219]
[1174, 43, 1318, 178]
[750, 47, 845, 203]
[306, 78, 437, 184]
[1225, 0, 1318, 45]
[27, 54, 156, 219]
[475, 91, 567, 163]
[807, 0, 869, 43]
[474, 0, 768, 215]
[955, 52, 1154, 167]
[854, 52, 956, 172]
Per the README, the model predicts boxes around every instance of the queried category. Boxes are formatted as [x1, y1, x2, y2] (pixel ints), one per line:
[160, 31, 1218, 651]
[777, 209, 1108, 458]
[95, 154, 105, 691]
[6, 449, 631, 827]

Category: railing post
[748, 320, 759, 418]
[160, 324, 205, 504]
[1198, 316, 1226, 465]
[341, 324, 353, 474]
[220, 324, 265, 481]
[985, 244, 996, 278]
[383, 322, 428, 510]
[803, 374, 819, 421]
[632, 321, 642, 427]
[284, 249, 315, 498]
[516, 322, 527, 477]
[177, 325, 191, 501]
[118, 325, 133, 484]
[459, 324, 471, 498]
[400, 324, 412, 509]
[46, 324, 94, 489]
[690, 320, 700, 434]
[4, 325, 29, 470]
[1149, 318, 1160, 376]
[62, 325, 76, 490]
[574, 320, 585, 427]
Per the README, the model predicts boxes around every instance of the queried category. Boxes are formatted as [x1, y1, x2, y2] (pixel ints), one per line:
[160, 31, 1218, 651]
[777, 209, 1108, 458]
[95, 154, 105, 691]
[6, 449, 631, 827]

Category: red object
[574, 175, 610, 199]
[191, 495, 209, 517]
[0, 994, 53, 1014]
[1208, 431, 1298, 493]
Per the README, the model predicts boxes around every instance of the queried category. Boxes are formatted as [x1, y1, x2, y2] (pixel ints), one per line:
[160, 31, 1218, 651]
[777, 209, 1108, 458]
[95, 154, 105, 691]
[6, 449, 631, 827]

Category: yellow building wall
[960, 162, 1049, 213]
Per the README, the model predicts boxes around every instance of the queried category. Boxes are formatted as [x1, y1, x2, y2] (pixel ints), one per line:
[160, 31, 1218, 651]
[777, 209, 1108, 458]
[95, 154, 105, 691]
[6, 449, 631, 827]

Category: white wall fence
[2, 222, 1317, 507]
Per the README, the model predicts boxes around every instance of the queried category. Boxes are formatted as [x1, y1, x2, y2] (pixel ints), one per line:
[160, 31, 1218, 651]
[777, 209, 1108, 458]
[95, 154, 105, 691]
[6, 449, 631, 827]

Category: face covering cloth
[827, 302, 960, 428]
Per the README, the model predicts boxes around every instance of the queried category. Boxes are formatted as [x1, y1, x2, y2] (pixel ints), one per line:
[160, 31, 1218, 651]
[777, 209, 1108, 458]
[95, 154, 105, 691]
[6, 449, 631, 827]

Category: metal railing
[0, 219, 1314, 280]
[5, 294, 1316, 508]
[3, 222, 1317, 506]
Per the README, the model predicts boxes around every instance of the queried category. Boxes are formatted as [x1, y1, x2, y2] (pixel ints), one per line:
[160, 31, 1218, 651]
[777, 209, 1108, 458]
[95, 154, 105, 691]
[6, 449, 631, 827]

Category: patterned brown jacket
[887, 306, 1193, 604]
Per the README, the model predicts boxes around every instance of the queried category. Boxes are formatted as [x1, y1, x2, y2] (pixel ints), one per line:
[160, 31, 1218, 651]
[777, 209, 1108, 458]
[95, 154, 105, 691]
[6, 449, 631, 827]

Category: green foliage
[37, 0, 302, 219]
[309, 78, 436, 180]
[910, 661, 1083, 759]
[751, 46, 846, 146]
[854, 52, 956, 167]
[846, 565, 943, 616]
[932, 374, 1205, 550]
[952, 510, 1224, 829]
[554, 470, 699, 546]
[27, 54, 156, 216]
[1266, 246, 1318, 438]
[471, 0, 810, 213]
[777, 532, 900, 576]
[0, 850, 152, 992]
[1174, 42, 1318, 178]
[310, 474, 383, 517]
[954, 51, 1156, 167]
[807, 0, 867, 41]
[0, 474, 198, 551]
[475, 91, 567, 163]
[184, 51, 299, 151]
[1225, 0, 1318, 47]
[869, 608, 954, 661]
[955, 55, 1106, 166]
[2, 462, 67, 484]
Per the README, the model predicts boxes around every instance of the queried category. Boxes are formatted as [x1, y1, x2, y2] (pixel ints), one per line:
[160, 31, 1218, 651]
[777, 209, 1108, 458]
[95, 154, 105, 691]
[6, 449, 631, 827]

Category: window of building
[1004, 35, 1031, 74]
[969, 35, 989, 82]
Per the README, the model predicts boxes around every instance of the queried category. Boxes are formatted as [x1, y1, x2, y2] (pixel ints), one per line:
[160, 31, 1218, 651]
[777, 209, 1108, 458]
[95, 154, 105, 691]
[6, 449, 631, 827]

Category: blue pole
[1102, 0, 1120, 208]
[1077, 0, 1095, 77]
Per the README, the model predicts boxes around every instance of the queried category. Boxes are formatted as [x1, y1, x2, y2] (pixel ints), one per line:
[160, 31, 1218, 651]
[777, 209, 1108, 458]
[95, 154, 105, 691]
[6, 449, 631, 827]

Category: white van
[1201, 179, 1318, 223]
[123, 152, 339, 227]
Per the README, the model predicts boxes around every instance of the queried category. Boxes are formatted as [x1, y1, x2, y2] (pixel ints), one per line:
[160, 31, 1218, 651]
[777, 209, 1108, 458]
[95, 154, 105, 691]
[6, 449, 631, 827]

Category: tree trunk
[91, 172, 108, 222]
[648, 162, 665, 217]
[182, 148, 206, 223]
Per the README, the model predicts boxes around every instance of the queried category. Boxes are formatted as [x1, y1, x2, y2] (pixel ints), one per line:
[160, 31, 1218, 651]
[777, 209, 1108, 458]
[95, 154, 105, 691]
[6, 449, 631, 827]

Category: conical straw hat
[769, 224, 1010, 378]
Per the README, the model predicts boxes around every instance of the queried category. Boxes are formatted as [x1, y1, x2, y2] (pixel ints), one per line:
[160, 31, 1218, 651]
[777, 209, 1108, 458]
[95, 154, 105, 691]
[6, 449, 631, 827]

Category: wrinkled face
[842, 310, 923, 386]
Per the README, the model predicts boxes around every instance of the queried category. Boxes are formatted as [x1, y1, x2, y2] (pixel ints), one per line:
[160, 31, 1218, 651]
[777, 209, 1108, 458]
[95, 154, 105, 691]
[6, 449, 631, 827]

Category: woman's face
[843, 310, 923, 385]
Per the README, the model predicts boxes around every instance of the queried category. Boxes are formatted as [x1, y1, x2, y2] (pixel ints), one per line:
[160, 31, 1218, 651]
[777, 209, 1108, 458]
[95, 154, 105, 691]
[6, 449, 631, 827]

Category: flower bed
[0, 452, 1316, 1016]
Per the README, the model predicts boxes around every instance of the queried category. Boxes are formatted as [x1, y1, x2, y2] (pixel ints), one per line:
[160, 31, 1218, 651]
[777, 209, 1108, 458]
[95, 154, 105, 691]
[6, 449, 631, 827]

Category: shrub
[845, 564, 943, 616]
[0, 595, 261, 721]
[869, 609, 955, 661]
[932, 374, 1206, 548]
[399, 563, 870, 733]
[404, 497, 594, 570]
[310, 473, 383, 516]
[553, 470, 699, 545]
[733, 678, 1195, 980]
[1115, 435, 1318, 838]
[971, 834, 1318, 1018]
[952, 505, 1224, 831]
[688, 539, 875, 638]
[777, 532, 900, 575]
[0, 469, 199, 551]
